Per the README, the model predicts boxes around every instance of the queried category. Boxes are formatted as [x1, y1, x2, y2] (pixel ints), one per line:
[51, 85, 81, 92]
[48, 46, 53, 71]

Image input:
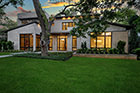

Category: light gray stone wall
[9, 13, 130, 52]
[51, 19, 74, 33]
[112, 31, 129, 53]
[67, 34, 72, 51]
[8, 23, 41, 51]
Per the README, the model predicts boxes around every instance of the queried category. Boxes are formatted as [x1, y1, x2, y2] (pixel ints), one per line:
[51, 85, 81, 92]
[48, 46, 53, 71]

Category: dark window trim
[72, 36, 77, 51]
[36, 34, 41, 51]
[49, 37, 53, 51]
[90, 32, 112, 49]
[20, 34, 33, 51]
[62, 22, 75, 30]
[57, 35, 67, 51]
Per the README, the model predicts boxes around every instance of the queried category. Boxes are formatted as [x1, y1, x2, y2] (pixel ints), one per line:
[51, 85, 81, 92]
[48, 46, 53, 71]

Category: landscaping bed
[14, 52, 73, 61]
[74, 54, 137, 60]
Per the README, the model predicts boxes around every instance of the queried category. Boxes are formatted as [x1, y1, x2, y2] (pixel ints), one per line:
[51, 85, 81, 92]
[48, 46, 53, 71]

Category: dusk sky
[5, 0, 79, 21]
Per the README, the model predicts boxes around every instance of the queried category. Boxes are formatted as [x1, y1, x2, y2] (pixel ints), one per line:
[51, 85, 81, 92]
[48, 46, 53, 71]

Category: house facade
[7, 12, 130, 52]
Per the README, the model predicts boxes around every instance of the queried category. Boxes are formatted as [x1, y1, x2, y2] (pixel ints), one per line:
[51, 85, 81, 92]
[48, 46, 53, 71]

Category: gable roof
[3, 21, 38, 33]
[107, 22, 132, 30]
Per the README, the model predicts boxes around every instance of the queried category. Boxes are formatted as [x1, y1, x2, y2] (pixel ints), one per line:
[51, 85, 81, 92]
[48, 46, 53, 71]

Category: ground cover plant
[14, 52, 73, 61]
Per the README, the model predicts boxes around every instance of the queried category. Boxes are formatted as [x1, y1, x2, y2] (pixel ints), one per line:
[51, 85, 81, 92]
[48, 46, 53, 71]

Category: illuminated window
[90, 32, 112, 48]
[62, 17, 66, 20]
[35, 35, 53, 51]
[62, 22, 75, 30]
[67, 17, 71, 19]
[36, 35, 41, 51]
[52, 23, 54, 26]
[72, 36, 77, 51]
[21, 20, 28, 24]
[57, 35, 67, 51]
[49, 36, 53, 51]
[20, 34, 33, 51]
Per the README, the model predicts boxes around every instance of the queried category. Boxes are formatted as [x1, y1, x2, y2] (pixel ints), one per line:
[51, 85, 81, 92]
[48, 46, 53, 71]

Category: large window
[35, 35, 53, 51]
[62, 22, 75, 30]
[36, 35, 41, 51]
[90, 32, 112, 48]
[57, 35, 67, 51]
[20, 34, 33, 51]
[72, 36, 77, 51]
[49, 36, 53, 51]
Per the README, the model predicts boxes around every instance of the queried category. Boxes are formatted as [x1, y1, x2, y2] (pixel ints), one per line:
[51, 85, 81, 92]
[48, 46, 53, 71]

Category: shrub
[92, 48, 97, 54]
[117, 41, 126, 54]
[1, 41, 7, 51]
[99, 48, 106, 54]
[6, 41, 14, 50]
[0, 41, 2, 51]
[14, 52, 73, 61]
[132, 48, 140, 56]
[85, 49, 92, 54]
[81, 41, 87, 50]
[109, 48, 113, 54]
[0, 41, 14, 51]
[77, 49, 82, 53]
[113, 48, 119, 54]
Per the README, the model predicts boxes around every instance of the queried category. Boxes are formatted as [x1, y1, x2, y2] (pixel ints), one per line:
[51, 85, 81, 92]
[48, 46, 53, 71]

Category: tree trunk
[32, 0, 49, 56]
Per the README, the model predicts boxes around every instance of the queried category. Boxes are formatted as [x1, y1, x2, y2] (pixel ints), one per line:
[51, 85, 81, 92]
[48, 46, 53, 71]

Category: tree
[128, 0, 140, 10]
[32, 0, 81, 56]
[64, 0, 124, 38]
[32, 0, 51, 56]
[110, 8, 136, 25]
[0, 0, 24, 9]
[128, 15, 140, 52]
[0, 0, 23, 30]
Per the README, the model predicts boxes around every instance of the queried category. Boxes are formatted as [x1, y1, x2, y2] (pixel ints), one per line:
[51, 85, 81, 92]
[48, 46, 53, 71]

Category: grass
[0, 51, 24, 55]
[0, 57, 140, 93]
[0, 52, 11, 55]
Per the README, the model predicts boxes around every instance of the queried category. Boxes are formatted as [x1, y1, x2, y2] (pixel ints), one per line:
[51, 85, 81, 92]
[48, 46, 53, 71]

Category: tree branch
[0, 1, 11, 8]
[54, 0, 84, 17]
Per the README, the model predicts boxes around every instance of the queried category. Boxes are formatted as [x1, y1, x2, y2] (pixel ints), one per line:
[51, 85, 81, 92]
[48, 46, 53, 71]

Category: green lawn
[0, 57, 140, 93]
[0, 52, 12, 55]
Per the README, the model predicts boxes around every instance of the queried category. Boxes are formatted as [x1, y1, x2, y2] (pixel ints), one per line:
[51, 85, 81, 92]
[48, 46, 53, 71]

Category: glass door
[57, 35, 67, 51]
[20, 34, 33, 51]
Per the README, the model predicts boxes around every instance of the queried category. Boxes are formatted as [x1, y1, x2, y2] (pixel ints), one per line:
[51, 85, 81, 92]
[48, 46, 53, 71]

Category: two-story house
[6, 12, 131, 52]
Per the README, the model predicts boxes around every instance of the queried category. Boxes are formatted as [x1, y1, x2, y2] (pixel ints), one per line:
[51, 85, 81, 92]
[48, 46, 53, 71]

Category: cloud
[42, 2, 70, 8]
[6, 7, 31, 17]
[6, 7, 31, 21]
[42, 0, 79, 9]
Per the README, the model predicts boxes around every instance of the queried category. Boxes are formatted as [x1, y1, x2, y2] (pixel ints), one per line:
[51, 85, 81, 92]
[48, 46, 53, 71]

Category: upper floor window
[21, 20, 28, 24]
[62, 22, 75, 30]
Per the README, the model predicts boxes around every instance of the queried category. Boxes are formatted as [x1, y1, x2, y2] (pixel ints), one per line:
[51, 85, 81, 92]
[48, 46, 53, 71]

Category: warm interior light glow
[52, 23, 54, 26]
[38, 24, 40, 28]
[61, 38, 65, 41]
[91, 32, 94, 35]
[67, 17, 71, 19]
[62, 17, 66, 20]
[72, 17, 75, 19]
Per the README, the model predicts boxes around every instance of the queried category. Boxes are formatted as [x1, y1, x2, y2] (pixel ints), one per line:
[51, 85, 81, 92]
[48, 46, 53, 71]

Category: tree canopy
[0, 0, 23, 31]
[61, 0, 124, 38]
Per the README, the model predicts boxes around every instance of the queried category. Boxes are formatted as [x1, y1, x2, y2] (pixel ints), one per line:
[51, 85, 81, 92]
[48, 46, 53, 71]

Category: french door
[20, 34, 33, 51]
[57, 35, 67, 51]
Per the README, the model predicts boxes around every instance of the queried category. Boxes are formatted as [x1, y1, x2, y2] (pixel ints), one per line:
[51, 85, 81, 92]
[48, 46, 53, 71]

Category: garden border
[74, 54, 137, 60]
